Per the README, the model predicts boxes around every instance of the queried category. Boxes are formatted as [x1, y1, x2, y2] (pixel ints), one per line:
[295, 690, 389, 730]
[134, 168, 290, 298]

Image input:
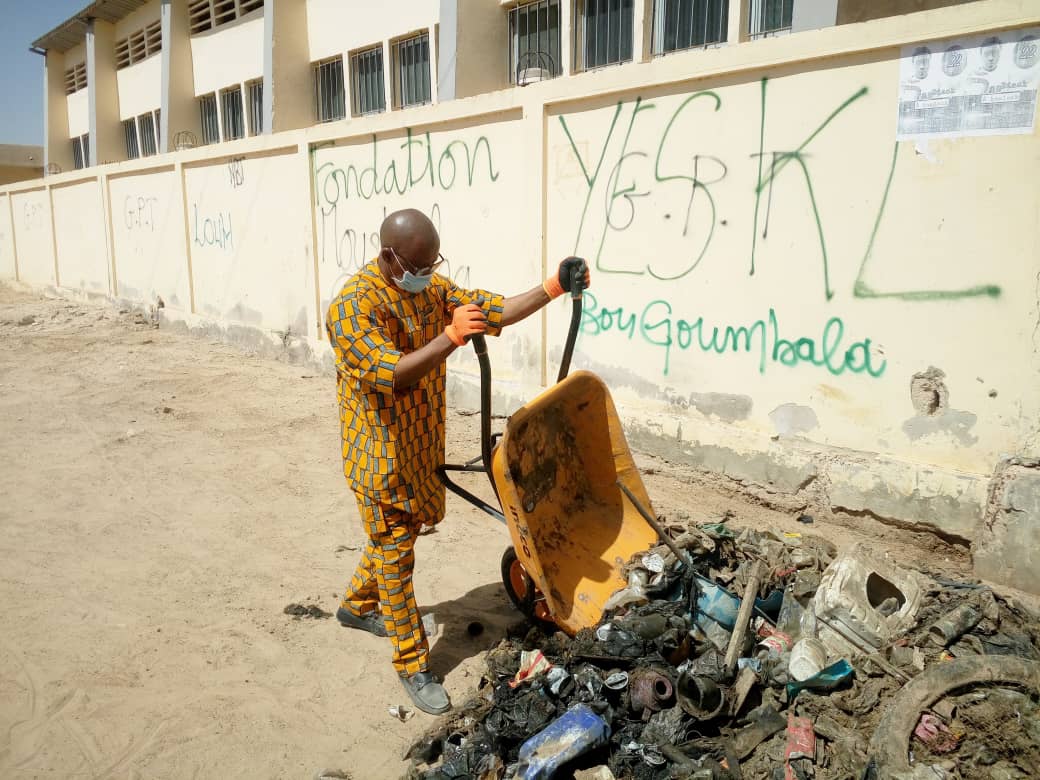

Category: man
[325, 208, 589, 715]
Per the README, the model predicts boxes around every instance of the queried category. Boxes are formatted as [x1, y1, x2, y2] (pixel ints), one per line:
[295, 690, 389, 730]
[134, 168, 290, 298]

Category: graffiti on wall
[558, 78, 1002, 303]
[191, 203, 233, 251]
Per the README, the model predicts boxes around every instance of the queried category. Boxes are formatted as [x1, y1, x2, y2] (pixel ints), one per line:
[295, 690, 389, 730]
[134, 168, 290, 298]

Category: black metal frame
[438, 267, 587, 524]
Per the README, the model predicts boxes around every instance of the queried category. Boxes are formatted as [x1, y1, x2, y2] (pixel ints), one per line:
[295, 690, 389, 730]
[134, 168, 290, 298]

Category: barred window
[392, 33, 432, 109]
[64, 62, 87, 95]
[199, 93, 220, 144]
[749, 0, 793, 39]
[247, 79, 263, 135]
[313, 56, 346, 123]
[509, 1, 562, 85]
[350, 46, 385, 116]
[220, 85, 245, 141]
[123, 118, 140, 159]
[578, 0, 634, 70]
[72, 133, 90, 169]
[653, 0, 727, 54]
[139, 111, 158, 156]
[189, 0, 264, 35]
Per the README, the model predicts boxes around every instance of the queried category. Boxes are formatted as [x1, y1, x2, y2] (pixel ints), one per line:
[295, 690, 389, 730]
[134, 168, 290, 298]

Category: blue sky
[0, 0, 87, 146]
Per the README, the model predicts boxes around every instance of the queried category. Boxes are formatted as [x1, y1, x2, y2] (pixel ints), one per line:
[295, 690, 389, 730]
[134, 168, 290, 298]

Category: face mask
[389, 249, 434, 293]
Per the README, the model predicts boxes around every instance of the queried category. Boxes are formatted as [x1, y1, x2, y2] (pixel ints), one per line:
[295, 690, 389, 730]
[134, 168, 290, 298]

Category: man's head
[981, 37, 1002, 72]
[378, 209, 442, 292]
[912, 47, 931, 79]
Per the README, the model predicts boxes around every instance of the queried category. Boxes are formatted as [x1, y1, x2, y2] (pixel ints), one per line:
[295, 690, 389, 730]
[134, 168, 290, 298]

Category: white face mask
[389, 248, 441, 293]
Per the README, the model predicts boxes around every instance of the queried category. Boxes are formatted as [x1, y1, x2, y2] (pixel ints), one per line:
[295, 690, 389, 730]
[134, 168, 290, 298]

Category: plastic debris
[510, 649, 552, 688]
[514, 704, 611, 780]
[389, 704, 414, 721]
[913, 713, 961, 753]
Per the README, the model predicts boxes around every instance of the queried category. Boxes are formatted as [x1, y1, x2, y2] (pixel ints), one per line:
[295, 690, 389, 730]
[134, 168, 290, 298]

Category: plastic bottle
[514, 704, 611, 780]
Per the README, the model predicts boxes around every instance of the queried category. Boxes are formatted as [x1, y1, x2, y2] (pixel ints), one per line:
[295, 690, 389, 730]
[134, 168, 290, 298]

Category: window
[247, 79, 263, 135]
[577, 0, 634, 70]
[220, 86, 245, 141]
[749, 0, 793, 39]
[199, 93, 220, 144]
[509, 1, 562, 84]
[188, 0, 264, 35]
[350, 46, 385, 116]
[64, 62, 87, 95]
[123, 118, 140, 159]
[392, 33, 432, 108]
[116, 20, 162, 69]
[72, 133, 90, 169]
[313, 56, 346, 123]
[653, 0, 727, 54]
[139, 111, 158, 156]
[123, 110, 161, 159]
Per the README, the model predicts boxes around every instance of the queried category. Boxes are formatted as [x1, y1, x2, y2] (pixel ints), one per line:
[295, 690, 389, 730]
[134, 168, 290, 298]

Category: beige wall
[10, 189, 55, 286]
[454, 0, 511, 98]
[0, 195, 14, 279]
[65, 43, 89, 139]
[0, 166, 44, 186]
[305, 0, 439, 62]
[52, 180, 110, 293]
[109, 166, 191, 308]
[190, 10, 265, 96]
[837, 0, 979, 26]
[6, 0, 1040, 587]
[118, 55, 163, 121]
[91, 21, 124, 165]
[163, 0, 204, 151]
[114, 0, 162, 38]
[268, 0, 314, 133]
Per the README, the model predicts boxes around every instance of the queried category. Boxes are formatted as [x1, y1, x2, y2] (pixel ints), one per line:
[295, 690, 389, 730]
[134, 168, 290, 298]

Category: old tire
[867, 655, 1040, 779]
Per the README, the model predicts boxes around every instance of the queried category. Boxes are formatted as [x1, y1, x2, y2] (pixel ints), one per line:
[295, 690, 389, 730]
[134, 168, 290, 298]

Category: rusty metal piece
[629, 668, 674, 716]
[676, 672, 727, 721]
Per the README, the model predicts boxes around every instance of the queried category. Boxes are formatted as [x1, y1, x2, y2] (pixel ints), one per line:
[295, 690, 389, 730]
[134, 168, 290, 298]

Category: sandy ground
[0, 284, 982, 779]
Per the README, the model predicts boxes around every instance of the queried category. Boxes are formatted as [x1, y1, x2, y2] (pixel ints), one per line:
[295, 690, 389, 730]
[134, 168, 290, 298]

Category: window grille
[313, 56, 346, 123]
[139, 111, 158, 156]
[188, 0, 263, 35]
[123, 118, 140, 159]
[247, 79, 263, 135]
[64, 62, 87, 95]
[350, 46, 385, 115]
[392, 33, 432, 108]
[220, 85, 245, 141]
[653, 0, 727, 54]
[749, 0, 793, 39]
[199, 93, 220, 144]
[578, 0, 634, 70]
[72, 134, 89, 169]
[509, 1, 562, 84]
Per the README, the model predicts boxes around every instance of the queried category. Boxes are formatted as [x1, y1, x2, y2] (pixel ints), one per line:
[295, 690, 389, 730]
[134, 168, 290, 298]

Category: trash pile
[402, 520, 1040, 780]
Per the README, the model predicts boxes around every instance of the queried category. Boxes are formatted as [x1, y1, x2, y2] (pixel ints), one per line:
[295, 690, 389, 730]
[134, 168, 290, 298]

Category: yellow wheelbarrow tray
[438, 278, 661, 636]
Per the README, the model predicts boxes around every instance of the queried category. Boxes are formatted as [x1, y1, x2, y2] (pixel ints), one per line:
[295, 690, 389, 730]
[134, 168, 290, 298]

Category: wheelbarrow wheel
[500, 547, 555, 629]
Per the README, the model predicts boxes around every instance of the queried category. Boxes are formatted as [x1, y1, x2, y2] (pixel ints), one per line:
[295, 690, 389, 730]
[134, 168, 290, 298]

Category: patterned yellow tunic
[326, 260, 504, 531]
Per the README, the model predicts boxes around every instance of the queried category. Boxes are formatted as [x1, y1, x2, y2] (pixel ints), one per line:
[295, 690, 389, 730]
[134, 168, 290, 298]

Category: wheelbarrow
[438, 271, 662, 636]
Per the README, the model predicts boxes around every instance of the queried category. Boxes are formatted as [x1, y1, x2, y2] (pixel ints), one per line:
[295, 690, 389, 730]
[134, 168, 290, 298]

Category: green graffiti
[316, 129, 499, 210]
[581, 292, 887, 379]
[750, 78, 869, 301]
[852, 142, 1001, 301]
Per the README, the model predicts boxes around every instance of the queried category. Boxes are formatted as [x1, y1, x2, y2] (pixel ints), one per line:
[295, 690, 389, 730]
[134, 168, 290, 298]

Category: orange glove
[543, 256, 591, 299]
[445, 303, 488, 346]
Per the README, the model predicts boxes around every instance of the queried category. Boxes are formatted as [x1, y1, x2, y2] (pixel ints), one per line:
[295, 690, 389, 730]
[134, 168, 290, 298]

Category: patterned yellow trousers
[340, 497, 429, 677]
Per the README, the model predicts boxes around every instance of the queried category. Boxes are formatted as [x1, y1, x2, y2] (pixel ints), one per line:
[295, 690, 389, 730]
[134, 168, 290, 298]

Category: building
[7, 0, 1040, 595]
[32, 0, 981, 172]
[0, 145, 44, 185]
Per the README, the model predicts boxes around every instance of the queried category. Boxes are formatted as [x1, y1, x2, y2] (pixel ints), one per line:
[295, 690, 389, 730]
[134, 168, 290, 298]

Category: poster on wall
[896, 27, 1040, 139]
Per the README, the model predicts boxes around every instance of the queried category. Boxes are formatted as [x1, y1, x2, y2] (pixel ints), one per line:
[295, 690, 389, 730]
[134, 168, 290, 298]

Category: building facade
[34, 0, 979, 173]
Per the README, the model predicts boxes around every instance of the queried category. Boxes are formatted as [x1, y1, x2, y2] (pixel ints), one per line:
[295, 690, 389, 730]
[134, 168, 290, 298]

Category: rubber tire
[501, 546, 537, 616]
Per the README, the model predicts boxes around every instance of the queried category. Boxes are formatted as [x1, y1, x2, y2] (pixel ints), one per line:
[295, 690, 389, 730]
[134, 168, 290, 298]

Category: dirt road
[0, 284, 974, 779]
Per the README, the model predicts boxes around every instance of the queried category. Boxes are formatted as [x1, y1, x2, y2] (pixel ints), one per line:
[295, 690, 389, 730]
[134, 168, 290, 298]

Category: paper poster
[896, 28, 1040, 140]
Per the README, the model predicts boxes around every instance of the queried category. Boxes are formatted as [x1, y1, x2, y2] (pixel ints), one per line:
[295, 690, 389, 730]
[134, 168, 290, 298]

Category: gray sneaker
[400, 672, 451, 715]
[336, 607, 388, 638]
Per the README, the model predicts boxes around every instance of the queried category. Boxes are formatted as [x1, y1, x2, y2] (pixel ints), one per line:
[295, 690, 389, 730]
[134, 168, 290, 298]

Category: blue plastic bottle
[514, 704, 611, 780]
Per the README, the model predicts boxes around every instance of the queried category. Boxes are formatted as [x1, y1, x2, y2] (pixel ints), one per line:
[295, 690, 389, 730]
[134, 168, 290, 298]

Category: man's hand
[543, 256, 591, 299]
[445, 303, 488, 346]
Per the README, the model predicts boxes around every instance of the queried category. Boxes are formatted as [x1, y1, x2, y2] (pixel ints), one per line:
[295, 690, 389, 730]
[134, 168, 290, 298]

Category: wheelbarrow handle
[556, 258, 587, 382]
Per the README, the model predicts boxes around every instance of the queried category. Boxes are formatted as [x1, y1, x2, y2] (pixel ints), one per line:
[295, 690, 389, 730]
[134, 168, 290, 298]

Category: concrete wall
[0, 195, 15, 279]
[190, 9, 265, 96]
[837, 0, 979, 26]
[5, 0, 1040, 592]
[118, 55, 163, 120]
[305, 0, 440, 62]
[0, 166, 44, 186]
